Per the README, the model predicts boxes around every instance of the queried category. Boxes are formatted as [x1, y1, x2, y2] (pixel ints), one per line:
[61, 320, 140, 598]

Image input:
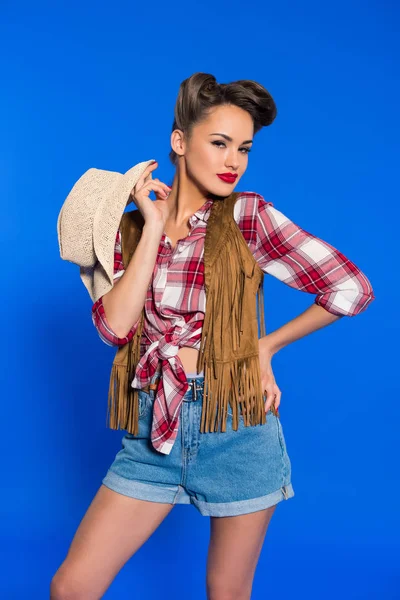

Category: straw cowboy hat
[57, 159, 155, 302]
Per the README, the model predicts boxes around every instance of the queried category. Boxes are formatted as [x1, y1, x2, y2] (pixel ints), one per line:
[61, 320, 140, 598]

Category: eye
[212, 141, 226, 150]
[211, 141, 252, 154]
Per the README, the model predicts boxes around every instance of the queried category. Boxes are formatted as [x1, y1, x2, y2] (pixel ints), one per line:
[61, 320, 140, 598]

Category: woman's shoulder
[234, 191, 274, 222]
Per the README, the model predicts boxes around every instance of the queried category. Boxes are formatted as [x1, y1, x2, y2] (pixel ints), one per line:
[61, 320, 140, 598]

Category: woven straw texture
[57, 159, 155, 302]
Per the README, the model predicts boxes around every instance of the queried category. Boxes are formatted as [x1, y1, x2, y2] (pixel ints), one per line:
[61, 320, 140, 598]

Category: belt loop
[193, 379, 197, 402]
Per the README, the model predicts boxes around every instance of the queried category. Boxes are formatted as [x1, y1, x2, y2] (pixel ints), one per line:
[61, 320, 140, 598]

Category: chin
[206, 182, 237, 200]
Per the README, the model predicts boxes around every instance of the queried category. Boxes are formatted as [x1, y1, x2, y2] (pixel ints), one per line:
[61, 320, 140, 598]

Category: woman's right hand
[128, 161, 172, 227]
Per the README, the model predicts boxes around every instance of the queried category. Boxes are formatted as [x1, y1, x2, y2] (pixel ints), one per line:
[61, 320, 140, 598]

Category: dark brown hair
[169, 72, 277, 166]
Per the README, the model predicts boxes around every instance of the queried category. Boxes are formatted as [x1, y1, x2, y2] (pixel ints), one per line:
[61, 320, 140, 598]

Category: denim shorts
[102, 374, 295, 517]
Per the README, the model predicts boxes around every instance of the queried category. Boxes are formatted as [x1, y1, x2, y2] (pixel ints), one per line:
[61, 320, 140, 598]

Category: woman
[51, 72, 374, 599]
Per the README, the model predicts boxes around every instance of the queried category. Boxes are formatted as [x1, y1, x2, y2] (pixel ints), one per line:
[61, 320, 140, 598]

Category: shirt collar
[190, 197, 214, 225]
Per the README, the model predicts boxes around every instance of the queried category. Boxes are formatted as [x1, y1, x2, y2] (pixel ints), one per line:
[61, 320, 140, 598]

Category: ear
[171, 128, 185, 157]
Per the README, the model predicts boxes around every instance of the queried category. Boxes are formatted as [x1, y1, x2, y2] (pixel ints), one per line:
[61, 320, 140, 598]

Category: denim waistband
[149, 371, 205, 402]
[149, 371, 204, 384]
[183, 376, 205, 402]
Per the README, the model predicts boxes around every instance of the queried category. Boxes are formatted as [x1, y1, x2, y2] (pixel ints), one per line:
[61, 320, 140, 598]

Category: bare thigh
[206, 505, 277, 600]
[50, 484, 174, 600]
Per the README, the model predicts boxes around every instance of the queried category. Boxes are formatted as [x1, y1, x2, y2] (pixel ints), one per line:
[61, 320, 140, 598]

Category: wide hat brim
[57, 158, 155, 302]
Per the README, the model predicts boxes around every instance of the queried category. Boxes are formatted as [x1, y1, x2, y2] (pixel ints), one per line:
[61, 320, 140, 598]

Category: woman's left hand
[258, 337, 281, 415]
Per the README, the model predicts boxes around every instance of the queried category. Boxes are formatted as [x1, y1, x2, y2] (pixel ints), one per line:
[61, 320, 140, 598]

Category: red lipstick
[217, 173, 238, 183]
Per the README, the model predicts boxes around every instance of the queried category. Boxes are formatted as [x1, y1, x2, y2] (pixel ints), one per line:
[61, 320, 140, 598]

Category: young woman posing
[51, 72, 374, 600]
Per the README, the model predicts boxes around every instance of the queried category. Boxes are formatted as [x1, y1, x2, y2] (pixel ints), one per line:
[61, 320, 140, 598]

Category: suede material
[106, 192, 278, 437]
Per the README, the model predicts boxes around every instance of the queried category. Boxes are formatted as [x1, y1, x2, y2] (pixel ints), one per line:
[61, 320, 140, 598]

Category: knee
[50, 573, 70, 600]
[50, 571, 89, 600]
[50, 572, 73, 600]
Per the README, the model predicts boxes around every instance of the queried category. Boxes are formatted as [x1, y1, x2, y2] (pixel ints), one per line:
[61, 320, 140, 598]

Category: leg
[206, 504, 277, 600]
[50, 484, 174, 600]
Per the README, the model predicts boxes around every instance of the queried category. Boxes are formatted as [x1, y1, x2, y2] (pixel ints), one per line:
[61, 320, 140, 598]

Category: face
[172, 104, 254, 197]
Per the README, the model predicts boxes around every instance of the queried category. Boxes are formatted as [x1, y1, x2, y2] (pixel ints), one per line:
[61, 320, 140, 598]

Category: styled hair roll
[169, 72, 277, 166]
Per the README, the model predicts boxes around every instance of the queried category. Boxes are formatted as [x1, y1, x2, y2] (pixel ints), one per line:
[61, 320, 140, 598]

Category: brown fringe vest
[106, 191, 278, 436]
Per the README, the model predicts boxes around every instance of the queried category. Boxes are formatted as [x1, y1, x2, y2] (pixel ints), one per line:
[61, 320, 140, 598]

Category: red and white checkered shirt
[92, 192, 375, 454]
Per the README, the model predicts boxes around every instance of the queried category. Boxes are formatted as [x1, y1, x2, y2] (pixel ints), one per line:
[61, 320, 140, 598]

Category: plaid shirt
[92, 192, 375, 454]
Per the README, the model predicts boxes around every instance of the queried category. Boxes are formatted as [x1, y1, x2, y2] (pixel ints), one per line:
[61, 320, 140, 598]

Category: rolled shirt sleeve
[91, 228, 140, 346]
[254, 194, 375, 317]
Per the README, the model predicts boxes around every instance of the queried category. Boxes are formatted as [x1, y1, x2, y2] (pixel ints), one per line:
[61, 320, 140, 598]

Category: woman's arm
[254, 194, 375, 354]
[92, 221, 164, 346]
[260, 303, 342, 357]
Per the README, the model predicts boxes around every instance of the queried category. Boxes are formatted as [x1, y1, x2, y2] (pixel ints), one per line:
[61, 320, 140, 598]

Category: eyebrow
[209, 133, 253, 144]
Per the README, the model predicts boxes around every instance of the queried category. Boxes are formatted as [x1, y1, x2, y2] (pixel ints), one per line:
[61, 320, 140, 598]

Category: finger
[152, 177, 171, 188]
[147, 181, 170, 196]
[268, 393, 281, 416]
[141, 181, 170, 198]
[145, 180, 172, 196]
[151, 179, 172, 195]
[139, 161, 158, 186]
[263, 386, 277, 413]
[130, 181, 166, 202]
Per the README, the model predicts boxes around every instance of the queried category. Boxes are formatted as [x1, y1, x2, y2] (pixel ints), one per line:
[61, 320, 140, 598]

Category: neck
[165, 174, 211, 227]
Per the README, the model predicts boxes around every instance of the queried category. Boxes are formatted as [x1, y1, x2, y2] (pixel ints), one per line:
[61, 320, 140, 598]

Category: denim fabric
[102, 374, 295, 517]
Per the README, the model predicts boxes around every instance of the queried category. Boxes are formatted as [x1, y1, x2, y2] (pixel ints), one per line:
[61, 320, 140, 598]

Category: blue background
[2, 1, 398, 598]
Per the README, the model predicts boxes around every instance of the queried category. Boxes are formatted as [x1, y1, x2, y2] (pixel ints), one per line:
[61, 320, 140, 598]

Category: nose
[225, 151, 240, 171]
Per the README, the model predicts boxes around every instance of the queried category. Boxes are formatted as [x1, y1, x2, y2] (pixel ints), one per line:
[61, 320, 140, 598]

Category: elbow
[100, 316, 140, 347]
[99, 334, 120, 348]
[314, 265, 376, 317]
[355, 288, 376, 315]
[352, 271, 376, 315]
[113, 329, 137, 346]
[314, 286, 375, 318]
[350, 275, 376, 316]
[112, 316, 141, 343]
[99, 293, 141, 343]
[92, 297, 138, 347]
[94, 322, 136, 347]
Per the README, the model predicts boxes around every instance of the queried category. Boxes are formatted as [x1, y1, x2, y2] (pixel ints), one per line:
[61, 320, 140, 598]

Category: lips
[217, 174, 237, 183]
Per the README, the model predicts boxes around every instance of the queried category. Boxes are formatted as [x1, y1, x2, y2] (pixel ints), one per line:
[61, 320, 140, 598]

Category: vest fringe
[106, 192, 277, 443]
[197, 217, 268, 432]
[106, 312, 145, 435]
[199, 354, 268, 433]
[258, 283, 266, 338]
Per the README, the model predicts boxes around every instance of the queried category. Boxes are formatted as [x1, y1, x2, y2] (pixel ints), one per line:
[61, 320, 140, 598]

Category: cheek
[197, 144, 215, 163]
[239, 154, 249, 172]
[190, 147, 216, 175]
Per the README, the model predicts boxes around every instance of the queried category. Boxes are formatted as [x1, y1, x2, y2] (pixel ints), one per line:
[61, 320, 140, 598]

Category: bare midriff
[177, 346, 201, 374]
